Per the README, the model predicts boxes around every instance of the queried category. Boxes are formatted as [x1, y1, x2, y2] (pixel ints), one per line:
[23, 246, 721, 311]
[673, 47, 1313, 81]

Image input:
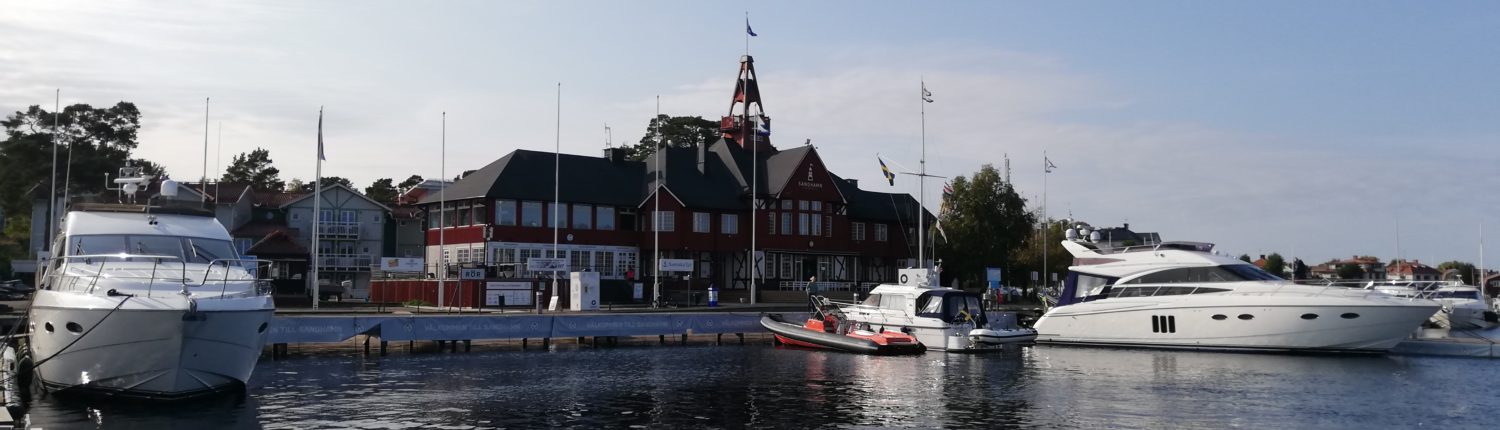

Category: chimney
[846, 178, 858, 188]
[1123, 222, 1130, 230]
[603, 147, 626, 164]
[1259, 254, 1266, 260]
[697, 142, 708, 175]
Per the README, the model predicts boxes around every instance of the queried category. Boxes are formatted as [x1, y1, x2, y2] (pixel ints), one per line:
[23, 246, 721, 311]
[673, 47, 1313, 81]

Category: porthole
[65, 322, 83, 334]
[1238, 314, 1254, 320]
[1341, 313, 1360, 319]
[1300, 313, 1318, 320]
[1212, 314, 1227, 320]
[258, 322, 269, 333]
[43, 322, 54, 333]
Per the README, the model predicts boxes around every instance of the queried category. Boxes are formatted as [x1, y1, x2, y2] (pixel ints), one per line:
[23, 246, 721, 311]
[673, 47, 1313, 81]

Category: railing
[42, 254, 271, 299]
[318, 253, 375, 270]
[778, 281, 856, 292]
[316, 222, 362, 239]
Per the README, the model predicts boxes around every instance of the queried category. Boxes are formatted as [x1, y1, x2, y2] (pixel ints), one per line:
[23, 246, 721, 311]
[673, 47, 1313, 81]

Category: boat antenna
[202, 97, 209, 204]
[215, 121, 222, 199]
[48, 89, 60, 238]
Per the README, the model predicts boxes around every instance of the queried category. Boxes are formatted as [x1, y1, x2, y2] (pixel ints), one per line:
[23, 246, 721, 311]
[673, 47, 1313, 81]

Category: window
[781, 213, 793, 236]
[811, 214, 822, 236]
[780, 200, 793, 210]
[521, 201, 543, 227]
[458, 206, 472, 225]
[427, 210, 438, 229]
[824, 216, 832, 238]
[653, 211, 675, 232]
[799, 200, 810, 211]
[496, 200, 517, 226]
[811, 201, 822, 212]
[875, 224, 888, 242]
[1123, 265, 1282, 284]
[456, 249, 470, 264]
[597, 207, 615, 231]
[571, 251, 590, 272]
[693, 212, 711, 233]
[798, 213, 809, 235]
[852, 222, 866, 241]
[1074, 273, 1115, 298]
[779, 254, 793, 279]
[549, 202, 566, 228]
[721, 214, 739, 234]
[767, 212, 776, 235]
[471, 206, 484, 225]
[573, 204, 593, 230]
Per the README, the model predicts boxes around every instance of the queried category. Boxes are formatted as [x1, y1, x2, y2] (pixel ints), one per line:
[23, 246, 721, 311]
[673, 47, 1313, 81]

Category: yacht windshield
[1123, 264, 1282, 284]
[1433, 290, 1483, 300]
[69, 234, 238, 263]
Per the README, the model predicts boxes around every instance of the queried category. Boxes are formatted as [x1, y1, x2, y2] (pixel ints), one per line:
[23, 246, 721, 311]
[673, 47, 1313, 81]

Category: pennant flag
[754, 115, 770, 136]
[317, 109, 326, 161]
[1045, 156, 1057, 173]
[943, 181, 953, 196]
[935, 217, 949, 242]
[921, 82, 934, 103]
[746, 17, 757, 37]
[878, 157, 895, 186]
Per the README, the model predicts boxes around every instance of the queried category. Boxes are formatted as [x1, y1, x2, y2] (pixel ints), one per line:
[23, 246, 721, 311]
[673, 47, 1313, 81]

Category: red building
[418, 55, 929, 303]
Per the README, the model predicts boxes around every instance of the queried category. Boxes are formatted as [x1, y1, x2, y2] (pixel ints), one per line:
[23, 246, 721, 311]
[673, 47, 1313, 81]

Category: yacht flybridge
[1033, 240, 1440, 353]
[30, 168, 274, 398]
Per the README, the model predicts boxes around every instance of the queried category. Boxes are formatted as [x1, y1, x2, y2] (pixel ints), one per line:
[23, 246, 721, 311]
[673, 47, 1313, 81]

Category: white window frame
[654, 211, 675, 232]
[852, 222, 866, 241]
[693, 212, 711, 233]
[876, 224, 889, 242]
[721, 214, 739, 235]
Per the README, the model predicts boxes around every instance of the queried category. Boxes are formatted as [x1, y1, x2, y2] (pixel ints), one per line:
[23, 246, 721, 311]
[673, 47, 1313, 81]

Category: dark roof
[245, 230, 307, 256]
[420, 150, 645, 207]
[231, 220, 293, 239]
[643, 144, 751, 210]
[254, 191, 306, 207]
[832, 174, 928, 224]
[391, 206, 423, 220]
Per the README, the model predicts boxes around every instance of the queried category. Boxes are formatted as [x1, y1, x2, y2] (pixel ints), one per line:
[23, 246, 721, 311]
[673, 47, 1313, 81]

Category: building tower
[721, 55, 775, 153]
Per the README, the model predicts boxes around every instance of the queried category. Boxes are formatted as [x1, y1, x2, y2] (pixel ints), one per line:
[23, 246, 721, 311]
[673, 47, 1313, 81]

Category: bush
[401, 299, 431, 307]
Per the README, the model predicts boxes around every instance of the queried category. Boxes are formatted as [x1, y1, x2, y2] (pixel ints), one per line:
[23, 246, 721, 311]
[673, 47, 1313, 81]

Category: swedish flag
[879, 157, 895, 186]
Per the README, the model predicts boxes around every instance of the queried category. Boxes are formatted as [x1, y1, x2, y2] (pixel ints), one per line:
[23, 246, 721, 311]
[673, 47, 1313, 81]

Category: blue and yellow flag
[879, 157, 895, 186]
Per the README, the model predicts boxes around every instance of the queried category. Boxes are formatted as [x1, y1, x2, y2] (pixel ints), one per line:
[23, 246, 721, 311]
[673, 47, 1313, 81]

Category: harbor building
[417, 55, 931, 303]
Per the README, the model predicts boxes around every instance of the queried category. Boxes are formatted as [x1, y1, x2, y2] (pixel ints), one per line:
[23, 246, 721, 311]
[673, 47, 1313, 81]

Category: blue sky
[2, 1, 1497, 266]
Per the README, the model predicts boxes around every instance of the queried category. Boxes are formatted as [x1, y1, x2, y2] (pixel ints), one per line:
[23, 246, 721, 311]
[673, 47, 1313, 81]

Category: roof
[245, 230, 308, 256]
[832, 174, 928, 223]
[255, 191, 306, 207]
[420, 150, 645, 207]
[277, 183, 392, 212]
[390, 206, 423, 220]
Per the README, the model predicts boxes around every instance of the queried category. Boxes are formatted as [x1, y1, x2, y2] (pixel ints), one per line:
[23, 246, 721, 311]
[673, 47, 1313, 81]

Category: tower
[721, 55, 775, 152]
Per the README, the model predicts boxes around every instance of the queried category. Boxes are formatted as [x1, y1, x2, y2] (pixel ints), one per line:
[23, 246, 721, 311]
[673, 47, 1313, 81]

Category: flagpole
[552, 83, 561, 308]
[312, 107, 323, 310]
[652, 95, 662, 308]
[1043, 149, 1048, 293]
[202, 97, 209, 204]
[438, 112, 446, 309]
[918, 79, 926, 271]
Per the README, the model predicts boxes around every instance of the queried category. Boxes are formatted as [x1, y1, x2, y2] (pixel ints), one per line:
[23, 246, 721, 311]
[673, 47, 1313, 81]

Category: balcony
[317, 253, 374, 271]
[317, 221, 362, 239]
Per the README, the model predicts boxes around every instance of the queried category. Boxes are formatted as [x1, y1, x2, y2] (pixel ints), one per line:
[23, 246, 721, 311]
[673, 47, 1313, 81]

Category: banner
[658, 258, 694, 272]
[380, 257, 424, 273]
[527, 257, 569, 272]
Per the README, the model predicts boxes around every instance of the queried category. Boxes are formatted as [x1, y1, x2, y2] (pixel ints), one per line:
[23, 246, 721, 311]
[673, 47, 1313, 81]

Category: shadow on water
[15, 342, 1500, 429]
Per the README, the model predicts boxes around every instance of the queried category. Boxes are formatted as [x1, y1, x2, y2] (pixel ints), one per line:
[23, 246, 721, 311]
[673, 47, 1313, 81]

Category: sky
[2, 1, 1498, 266]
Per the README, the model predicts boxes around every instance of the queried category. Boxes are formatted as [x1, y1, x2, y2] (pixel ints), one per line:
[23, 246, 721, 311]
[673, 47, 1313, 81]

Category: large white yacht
[1366, 281, 1496, 330]
[1033, 241, 1439, 353]
[838, 269, 1037, 351]
[30, 177, 274, 398]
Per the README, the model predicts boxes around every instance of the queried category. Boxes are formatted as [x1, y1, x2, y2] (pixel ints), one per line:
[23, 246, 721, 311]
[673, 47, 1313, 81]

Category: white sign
[632, 282, 644, 300]
[485, 281, 532, 306]
[380, 257, 424, 273]
[459, 268, 485, 280]
[658, 258, 694, 272]
[527, 257, 570, 272]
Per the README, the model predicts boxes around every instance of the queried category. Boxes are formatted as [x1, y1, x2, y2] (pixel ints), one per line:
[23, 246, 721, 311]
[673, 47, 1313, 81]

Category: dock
[1390, 328, 1500, 358]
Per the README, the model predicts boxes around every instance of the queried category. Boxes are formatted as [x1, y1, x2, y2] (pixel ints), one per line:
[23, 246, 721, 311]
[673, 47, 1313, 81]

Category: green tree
[939, 164, 1036, 290]
[397, 175, 423, 195]
[284, 178, 305, 193]
[1292, 259, 1310, 280]
[364, 178, 397, 204]
[289, 176, 352, 193]
[623, 115, 720, 161]
[0, 102, 148, 216]
[222, 148, 283, 192]
[1237, 254, 1251, 263]
[1263, 253, 1286, 278]
[1336, 263, 1364, 279]
[1437, 261, 1477, 284]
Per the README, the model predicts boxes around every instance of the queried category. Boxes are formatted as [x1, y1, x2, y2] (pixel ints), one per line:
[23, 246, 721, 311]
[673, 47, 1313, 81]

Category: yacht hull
[29, 298, 273, 398]
[1034, 300, 1439, 353]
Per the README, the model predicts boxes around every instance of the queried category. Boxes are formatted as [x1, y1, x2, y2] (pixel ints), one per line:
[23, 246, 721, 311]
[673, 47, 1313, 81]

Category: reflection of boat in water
[30, 171, 274, 399]
[763, 297, 924, 355]
[838, 269, 1037, 352]
[1366, 281, 1498, 329]
[1034, 240, 1439, 353]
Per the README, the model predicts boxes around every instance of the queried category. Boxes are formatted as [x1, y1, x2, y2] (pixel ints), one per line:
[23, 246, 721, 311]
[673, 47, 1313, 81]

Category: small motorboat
[761, 296, 924, 355]
[969, 327, 1039, 346]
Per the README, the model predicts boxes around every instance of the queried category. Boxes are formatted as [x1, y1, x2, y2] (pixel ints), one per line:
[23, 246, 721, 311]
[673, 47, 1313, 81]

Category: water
[18, 341, 1500, 429]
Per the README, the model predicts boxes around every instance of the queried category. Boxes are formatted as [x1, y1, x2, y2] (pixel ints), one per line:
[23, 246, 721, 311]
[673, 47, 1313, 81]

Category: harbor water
[18, 342, 1500, 429]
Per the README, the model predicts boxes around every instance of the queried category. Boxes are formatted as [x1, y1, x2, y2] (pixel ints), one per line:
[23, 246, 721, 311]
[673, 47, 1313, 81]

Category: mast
[552, 83, 561, 307]
[437, 112, 446, 308]
[919, 80, 926, 270]
[653, 95, 662, 307]
[48, 89, 59, 240]
[1043, 149, 1048, 289]
[202, 97, 209, 204]
[312, 107, 323, 309]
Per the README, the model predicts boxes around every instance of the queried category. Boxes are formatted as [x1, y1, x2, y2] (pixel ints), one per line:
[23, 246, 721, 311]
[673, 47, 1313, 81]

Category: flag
[746, 17, 757, 37]
[942, 181, 953, 196]
[754, 115, 770, 136]
[317, 108, 326, 161]
[935, 217, 949, 242]
[878, 157, 895, 186]
[921, 82, 933, 103]
[1045, 156, 1056, 173]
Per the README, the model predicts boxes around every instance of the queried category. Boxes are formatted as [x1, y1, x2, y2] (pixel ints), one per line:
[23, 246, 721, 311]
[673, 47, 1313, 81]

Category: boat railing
[44, 254, 271, 299]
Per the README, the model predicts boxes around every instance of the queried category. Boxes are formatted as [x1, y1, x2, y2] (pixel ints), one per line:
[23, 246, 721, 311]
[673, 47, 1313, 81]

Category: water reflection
[15, 343, 1500, 429]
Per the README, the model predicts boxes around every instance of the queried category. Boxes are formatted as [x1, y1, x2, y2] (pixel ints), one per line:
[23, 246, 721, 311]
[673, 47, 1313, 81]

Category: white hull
[1034, 297, 1438, 353]
[29, 291, 273, 398]
[1435, 303, 1494, 330]
[842, 317, 1018, 352]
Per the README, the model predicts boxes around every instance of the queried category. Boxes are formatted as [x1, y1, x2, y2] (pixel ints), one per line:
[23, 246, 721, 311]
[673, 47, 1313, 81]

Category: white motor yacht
[1367, 281, 1496, 330]
[30, 182, 274, 398]
[1033, 241, 1439, 353]
[838, 269, 1037, 352]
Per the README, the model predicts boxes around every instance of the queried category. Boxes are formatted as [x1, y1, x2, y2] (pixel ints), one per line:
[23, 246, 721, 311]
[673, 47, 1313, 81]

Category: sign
[632, 282, 644, 300]
[986, 268, 1002, 283]
[380, 257, 424, 273]
[459, 268, 485, 280]
[527, 257, 570, 272]
[485, 281, 532, 306]
[658, 259, 694, 272]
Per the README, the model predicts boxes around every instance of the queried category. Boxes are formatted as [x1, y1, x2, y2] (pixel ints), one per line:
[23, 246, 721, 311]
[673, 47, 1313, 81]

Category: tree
[288, 176, 352, 193]
[1237, 254, 1251, 263]
[364, 178, 397, 204]
[622, 115, 720, 161]
[1437, 261, 1477, 284]
[939, 164, 1036, 290]
[1336, 263, 1364, 280]
[452, 170, 476, 181]
[1292, 259, 1310, 280]
[0, 102, 148, 216]
[222, 148, 283, 192]
[1263, 253, 1286, 278]
[397, 175, 423, 195]
[284, 178, 305, 193]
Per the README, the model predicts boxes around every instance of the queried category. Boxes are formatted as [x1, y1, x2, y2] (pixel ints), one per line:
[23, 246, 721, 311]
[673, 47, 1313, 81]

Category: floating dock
[1390, 328, 1500, 358]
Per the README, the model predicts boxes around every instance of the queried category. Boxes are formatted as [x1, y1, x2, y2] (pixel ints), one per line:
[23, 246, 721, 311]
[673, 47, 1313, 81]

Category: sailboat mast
[48, 89, 59, 239]
[918, 80, 926, 270]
